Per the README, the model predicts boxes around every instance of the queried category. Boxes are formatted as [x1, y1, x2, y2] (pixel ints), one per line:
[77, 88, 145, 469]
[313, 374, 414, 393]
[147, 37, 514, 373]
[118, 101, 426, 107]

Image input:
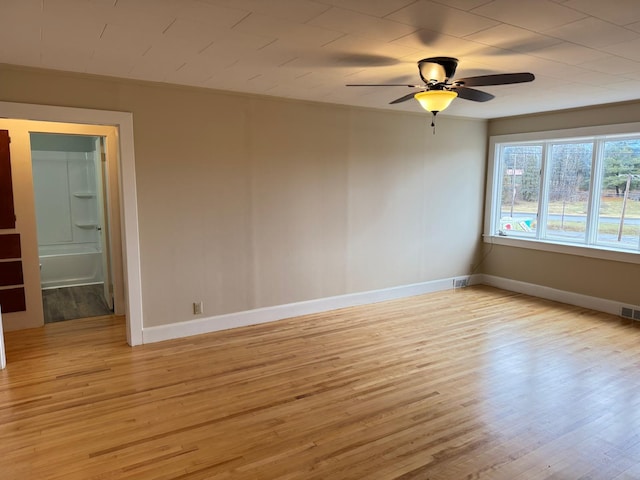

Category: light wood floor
[2, 285, 640, 479]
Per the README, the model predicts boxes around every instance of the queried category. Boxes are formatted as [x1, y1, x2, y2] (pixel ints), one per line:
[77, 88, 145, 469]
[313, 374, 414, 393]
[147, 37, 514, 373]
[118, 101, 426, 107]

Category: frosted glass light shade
[414, 90, 458, 113]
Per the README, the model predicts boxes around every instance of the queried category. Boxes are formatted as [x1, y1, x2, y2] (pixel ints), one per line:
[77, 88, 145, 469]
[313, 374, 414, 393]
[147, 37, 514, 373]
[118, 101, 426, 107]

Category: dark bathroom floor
[42, 284, 113, 323]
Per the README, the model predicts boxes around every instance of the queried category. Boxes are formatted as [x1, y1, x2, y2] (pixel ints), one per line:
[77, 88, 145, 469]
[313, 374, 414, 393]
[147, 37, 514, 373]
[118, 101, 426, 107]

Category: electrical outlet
[193, 301, 203, 315]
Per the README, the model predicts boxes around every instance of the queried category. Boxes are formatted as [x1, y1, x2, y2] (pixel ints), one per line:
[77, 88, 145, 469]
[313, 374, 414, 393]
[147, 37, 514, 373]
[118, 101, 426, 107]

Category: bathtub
[39, 244, 103, 289]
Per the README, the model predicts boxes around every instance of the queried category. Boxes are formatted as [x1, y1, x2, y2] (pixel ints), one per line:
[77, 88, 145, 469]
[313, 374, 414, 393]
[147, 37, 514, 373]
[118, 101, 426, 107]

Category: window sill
[483, 234, 640, 265]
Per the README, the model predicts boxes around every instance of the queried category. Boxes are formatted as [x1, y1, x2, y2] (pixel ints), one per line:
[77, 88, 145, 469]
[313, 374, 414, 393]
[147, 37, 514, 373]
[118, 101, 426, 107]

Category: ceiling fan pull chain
[431, 112, 437, 134]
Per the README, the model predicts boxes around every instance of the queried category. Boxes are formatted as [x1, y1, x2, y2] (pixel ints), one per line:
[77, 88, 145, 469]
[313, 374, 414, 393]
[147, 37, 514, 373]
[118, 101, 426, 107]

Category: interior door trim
[0, 101, 143, 345]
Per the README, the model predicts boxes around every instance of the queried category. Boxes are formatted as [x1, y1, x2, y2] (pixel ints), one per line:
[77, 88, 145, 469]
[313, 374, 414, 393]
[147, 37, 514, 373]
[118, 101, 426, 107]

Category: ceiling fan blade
[346, 84, 421, 87]
[455, 72, 535, 87]
[390, 92, 420, 104]
[453, 86, 495, 102]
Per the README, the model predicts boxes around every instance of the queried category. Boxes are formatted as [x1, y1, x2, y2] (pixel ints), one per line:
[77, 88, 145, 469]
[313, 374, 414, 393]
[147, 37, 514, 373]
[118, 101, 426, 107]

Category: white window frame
[484, 123, 640, 266]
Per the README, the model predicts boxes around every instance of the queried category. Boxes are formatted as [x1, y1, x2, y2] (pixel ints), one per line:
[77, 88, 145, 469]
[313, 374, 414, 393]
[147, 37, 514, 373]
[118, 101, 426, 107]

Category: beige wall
[0, 65, 488, 330]
[488, 100, 640, 136]
[480, 244, 639, 305]
[485, 102, 640, 306]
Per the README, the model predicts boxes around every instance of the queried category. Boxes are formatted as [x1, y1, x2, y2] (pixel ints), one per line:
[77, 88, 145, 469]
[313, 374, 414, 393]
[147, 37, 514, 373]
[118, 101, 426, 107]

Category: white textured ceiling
[2, 0, 640, 118]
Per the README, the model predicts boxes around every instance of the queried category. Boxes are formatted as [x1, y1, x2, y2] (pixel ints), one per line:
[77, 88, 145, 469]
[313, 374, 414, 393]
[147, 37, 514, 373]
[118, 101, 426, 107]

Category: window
[545, 142, 593, 242]
[487, 125, 640, 261]
[598, 140, 640, 250]
[498, 145, 541, 235]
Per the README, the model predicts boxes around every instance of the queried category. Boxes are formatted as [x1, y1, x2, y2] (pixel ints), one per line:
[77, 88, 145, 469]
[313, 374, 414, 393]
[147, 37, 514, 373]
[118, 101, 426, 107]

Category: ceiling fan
[347, 56, 535, 127]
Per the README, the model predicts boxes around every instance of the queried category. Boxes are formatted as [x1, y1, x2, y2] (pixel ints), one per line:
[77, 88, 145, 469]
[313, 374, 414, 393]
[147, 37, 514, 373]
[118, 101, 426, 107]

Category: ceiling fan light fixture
[414, 90, 458, 114]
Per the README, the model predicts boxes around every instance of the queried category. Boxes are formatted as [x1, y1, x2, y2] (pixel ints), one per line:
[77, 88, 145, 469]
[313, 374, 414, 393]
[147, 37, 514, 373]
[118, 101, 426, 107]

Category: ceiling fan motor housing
[418, 57, 459, 84]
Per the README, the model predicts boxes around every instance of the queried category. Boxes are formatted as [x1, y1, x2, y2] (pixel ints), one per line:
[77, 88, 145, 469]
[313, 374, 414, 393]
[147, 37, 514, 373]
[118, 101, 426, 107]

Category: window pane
[545, 143, 593, 242]
[498, 145, 541, 235]
[596, 140, 640, 249]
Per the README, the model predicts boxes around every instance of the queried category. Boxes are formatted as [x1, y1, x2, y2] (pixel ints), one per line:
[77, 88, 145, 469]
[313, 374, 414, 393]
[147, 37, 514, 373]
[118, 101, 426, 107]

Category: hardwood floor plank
[1, 286, 640, 479]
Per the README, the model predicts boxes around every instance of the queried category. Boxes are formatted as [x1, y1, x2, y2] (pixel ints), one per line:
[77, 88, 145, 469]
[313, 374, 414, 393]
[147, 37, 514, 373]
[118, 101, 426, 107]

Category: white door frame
[0, 307, 6, 369]
[0, 101, 144, 345]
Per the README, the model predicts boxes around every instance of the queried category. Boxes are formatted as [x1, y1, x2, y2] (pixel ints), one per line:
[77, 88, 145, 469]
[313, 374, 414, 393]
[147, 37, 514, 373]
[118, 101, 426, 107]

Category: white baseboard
[477, 274, 639, 317]
[142, 273, 638, 344]
[142, 277, 460, 344]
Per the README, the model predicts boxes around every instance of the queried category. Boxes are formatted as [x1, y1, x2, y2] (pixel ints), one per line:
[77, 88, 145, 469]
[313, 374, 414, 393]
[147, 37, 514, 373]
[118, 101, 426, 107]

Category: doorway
[30, 133, 114, 323]
[0, 102, 143, 345]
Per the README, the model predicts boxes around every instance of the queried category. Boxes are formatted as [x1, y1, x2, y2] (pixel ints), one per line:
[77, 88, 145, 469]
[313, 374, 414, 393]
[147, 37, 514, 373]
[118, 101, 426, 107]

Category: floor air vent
[453, 278, 469, 289]
[620, 307, 640, 320]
